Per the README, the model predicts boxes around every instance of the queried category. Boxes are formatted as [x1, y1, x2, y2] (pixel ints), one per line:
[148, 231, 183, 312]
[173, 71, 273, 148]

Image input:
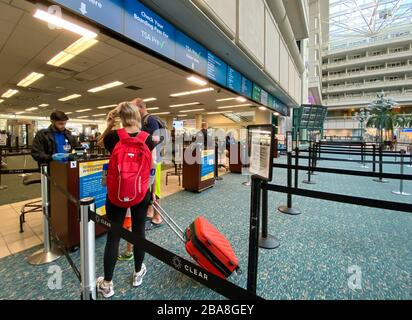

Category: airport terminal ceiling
[0, 1, 264, 123]
[328, 0, 412, 40]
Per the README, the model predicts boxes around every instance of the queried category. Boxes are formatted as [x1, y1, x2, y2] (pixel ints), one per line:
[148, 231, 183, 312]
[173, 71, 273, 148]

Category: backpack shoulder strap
[136, 131, 149, 144]
[142, 114, 151, 125]
[117, 128, 129, 141]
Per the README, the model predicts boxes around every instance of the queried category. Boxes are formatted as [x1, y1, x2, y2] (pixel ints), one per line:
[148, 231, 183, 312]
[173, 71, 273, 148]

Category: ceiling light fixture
[92, 114, 106, 117]
[1, 89, 19, 98]
[179, 108, 205, 113]
[17, 72, 44, 87]
[217, 103, 252, 109]
[39, 104, 49, 107]
[152, 112, 171, 115]
[170, 87, 214, 97]
[58, 94, 81, 101]
[259, 106, 267, 111]
[169, 102, 200, 108]
[88, 81, 124, 93]
[143, 98, 157, 102]
[77, 116, 89, 119]
[147, 107, 159, 111]
[216, 97, 247, 102]
[76, 108, 92, 113]
[0, 99, 4, 104]
[207, 111, 233, 115]
[25, 107, 38, 111]
[33, 9, 97, 38]
[187, 76, 208, 86]
[15, 111, 25, 115]
[65, 112, 73, 115]
[97, 104, 118, 109]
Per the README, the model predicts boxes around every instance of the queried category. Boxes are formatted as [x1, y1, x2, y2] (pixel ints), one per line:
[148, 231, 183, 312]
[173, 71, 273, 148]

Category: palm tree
[366, 91, 399, 144]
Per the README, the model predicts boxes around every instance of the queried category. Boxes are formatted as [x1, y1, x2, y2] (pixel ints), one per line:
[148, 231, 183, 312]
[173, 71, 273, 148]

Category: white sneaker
[96, 277, 114, 298]
[132, 263, 147, 287]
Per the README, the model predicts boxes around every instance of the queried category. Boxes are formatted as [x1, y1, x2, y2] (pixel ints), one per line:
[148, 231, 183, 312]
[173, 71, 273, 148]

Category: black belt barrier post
[392, 150, 411, 196]
[259, 181, 279, 249]
[27, 165, 62, 265]
[278, 152, 301, 215]
[302, 146, 316, 185]
[373, 145, 388, 183]
[247, 176, 262, 294]
[408, 148, 412, 168]
[80, 197, 97, 300]
[294, 148, 299, 188]
[372, 145, 376, 173]
[0, 148, 7, 190]
[312, 142, 318, 176]
[361, 143, 368, 169]
[214, 142, 223, 181]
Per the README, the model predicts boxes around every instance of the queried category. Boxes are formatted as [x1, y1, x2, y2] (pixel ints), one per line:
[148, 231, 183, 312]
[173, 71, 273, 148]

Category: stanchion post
[80, 197, 97, 300]
[259, 182, 279, 249]
[361, 143, 368, 169]
[302, 146, 316, 185]
[392, 150, 411, 196]
[247, 176, 261, 294]
[408, 146, 412, 168]
[372, 145, 376, 173]
[278, 152, 301, 215]
[294, 148, 299, 188]
[27, 165, 62, 265]
[373, 145, 388, 183]
[0, 148, 7, 190]
[311, 143, 318, 175]
[214, 141, 222, 181]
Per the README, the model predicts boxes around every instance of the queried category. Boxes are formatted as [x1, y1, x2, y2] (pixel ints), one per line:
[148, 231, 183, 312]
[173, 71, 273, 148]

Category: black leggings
[103, 191, 150, 282]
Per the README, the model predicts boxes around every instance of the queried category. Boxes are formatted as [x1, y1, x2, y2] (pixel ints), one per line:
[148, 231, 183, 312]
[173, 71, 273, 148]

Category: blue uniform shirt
[53, 131, 67, 153]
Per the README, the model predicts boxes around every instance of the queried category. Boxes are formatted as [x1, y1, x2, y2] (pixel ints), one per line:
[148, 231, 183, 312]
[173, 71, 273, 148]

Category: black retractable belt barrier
[263, 184, 412, 214]
[0, 168, 40, 174]
[278, 152, 301, 216]
[88, 209, 262, 300]
[272, 163, 412, 181]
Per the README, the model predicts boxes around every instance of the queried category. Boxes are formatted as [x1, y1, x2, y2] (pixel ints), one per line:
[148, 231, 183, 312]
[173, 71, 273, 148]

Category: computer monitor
[173, 121, 184, 130]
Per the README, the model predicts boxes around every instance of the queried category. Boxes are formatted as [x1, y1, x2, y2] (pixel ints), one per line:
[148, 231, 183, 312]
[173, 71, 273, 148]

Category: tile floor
[0, 167, 228, 259]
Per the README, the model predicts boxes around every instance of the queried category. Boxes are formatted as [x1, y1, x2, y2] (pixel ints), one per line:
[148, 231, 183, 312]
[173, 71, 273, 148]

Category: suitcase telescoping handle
[152, 201, 186, 243]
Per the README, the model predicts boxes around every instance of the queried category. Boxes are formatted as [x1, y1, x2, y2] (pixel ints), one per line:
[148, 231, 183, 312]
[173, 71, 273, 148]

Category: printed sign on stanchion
[248, 125, 276, 182]
[246, 124, 275, 294]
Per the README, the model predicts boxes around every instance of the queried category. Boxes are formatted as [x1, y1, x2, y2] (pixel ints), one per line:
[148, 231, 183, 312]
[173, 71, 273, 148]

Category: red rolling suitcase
[152, 202, 240, 279]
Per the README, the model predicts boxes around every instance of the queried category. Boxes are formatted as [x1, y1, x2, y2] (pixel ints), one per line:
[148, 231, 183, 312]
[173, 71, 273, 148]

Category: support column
[195, 114, 203, 130]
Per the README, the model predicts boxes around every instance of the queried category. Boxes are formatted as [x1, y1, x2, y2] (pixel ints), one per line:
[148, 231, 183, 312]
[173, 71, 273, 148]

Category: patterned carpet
[0, 153, 411, 300]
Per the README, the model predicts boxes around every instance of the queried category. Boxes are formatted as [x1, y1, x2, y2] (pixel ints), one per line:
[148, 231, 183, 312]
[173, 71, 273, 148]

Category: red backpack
[107, 128, 152, 208]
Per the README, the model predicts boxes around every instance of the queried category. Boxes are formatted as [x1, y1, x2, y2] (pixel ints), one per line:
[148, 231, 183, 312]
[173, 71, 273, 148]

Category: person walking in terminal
[133, 97, 163, 228]
[31, 111, 77, 166]
[96, 101, 157, 298]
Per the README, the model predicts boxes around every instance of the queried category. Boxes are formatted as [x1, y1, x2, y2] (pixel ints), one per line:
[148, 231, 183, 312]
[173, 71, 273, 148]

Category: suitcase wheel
[206, 239, 212, 246]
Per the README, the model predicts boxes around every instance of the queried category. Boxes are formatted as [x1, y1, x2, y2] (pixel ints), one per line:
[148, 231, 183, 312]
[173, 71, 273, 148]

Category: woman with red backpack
[96, 101, 157, 298]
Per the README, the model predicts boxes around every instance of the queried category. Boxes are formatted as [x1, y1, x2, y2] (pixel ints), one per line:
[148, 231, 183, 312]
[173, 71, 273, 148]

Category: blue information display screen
[175, 30, 207, 75]
[124, 0, 175, 60]
[227, 66, 242, 93]
[54, 0, 289, 113]
[241, 77, 253, 98]
[207, 52, 227, 86]
[54, 0, 124, 33]
[261, 90, 268, 106]
[252, 84, 262, 102]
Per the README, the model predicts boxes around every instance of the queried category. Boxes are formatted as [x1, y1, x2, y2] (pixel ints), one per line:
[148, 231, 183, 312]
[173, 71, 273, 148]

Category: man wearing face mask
[31, 110, 77, 166]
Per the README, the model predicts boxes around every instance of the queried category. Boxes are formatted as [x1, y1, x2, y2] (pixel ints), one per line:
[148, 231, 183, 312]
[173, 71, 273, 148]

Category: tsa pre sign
[79, 160, 109, 216]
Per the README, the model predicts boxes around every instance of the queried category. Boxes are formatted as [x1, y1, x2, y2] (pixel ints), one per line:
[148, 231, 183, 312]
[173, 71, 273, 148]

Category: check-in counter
[50, 158, 109, 250]
[182, 145, 215, 192]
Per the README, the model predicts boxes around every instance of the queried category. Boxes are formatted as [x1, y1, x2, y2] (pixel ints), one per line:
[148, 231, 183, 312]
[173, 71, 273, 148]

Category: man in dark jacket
[31, 111, 77, 166]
